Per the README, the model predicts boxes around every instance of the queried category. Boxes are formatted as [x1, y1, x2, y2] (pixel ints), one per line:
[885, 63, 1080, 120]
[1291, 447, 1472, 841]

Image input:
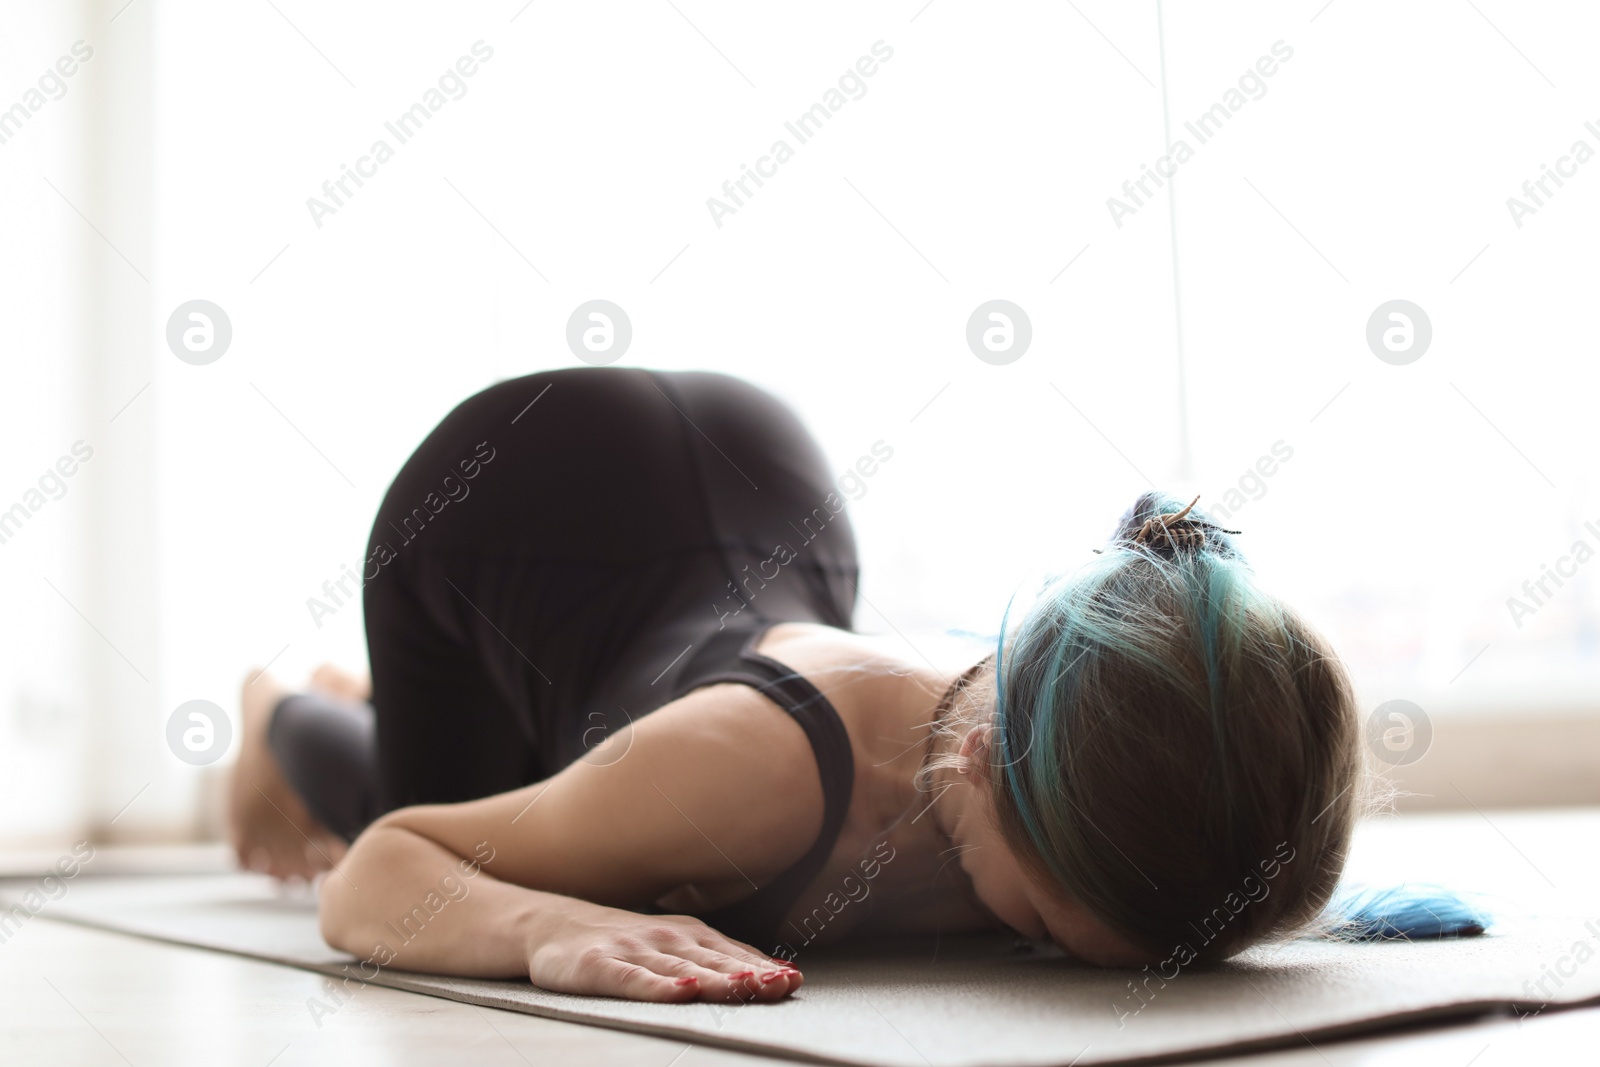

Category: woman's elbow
[318, 860, 358, 949]
[316, 818, 389, 948]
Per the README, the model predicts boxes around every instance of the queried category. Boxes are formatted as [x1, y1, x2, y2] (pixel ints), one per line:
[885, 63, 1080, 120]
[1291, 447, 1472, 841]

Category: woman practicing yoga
[229, 367, 1478, 1004]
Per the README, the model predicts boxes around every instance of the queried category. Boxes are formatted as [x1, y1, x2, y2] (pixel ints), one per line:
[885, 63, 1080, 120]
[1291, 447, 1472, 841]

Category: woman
[227, 367, 1441, 1005]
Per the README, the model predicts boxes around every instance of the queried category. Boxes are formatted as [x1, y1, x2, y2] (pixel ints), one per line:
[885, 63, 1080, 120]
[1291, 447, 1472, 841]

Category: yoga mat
[6, 812, 1599, 1066]
[3, 875, 1596, 1066]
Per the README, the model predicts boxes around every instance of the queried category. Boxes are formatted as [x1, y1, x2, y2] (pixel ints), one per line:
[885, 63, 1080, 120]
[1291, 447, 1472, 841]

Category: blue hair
[984, 491, 1487, 960]
[1320, 884, 1491, 941]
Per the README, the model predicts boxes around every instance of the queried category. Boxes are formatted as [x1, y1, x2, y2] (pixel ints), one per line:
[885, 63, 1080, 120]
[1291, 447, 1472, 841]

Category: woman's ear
[958, 723, 995, 783]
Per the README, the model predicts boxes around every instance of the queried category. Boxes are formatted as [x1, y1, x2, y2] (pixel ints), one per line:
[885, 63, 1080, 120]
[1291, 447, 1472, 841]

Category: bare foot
[310, 663, 371, 704]
[228, 670, 347, 882]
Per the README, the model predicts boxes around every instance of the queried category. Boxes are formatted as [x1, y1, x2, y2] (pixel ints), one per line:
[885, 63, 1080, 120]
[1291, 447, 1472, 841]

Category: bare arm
[319, 684, 826, 1001]
[318, 821, 544, 978]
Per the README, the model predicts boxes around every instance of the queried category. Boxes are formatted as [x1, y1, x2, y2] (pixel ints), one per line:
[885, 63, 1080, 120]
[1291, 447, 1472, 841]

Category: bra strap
[671, 623, 855, 943]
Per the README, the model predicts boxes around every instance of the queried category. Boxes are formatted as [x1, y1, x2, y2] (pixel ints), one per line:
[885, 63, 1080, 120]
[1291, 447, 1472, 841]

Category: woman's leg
[654, 370, 859, 629]
[266, 691, 378, 843]
[228, 672, 350, 879]
[236, 366, 862, 859]
[242, 557, 540, 854]
[364, 555, 543, 814]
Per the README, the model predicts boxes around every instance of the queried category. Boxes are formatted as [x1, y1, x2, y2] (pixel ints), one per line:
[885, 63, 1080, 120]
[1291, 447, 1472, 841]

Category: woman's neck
[879, 655, 994, 855]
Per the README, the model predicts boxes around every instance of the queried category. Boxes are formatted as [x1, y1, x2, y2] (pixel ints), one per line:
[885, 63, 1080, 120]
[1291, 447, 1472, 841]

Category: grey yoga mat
[4, 867, 1598, 1067]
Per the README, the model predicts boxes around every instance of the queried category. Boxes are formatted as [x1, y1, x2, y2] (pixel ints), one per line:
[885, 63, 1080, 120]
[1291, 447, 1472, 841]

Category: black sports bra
[659, 620, 856, 949]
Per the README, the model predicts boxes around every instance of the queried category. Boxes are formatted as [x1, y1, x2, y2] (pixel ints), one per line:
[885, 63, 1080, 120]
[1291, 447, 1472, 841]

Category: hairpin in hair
[1133, 494, 1240, 552]
[1094, 494, 1241, 554]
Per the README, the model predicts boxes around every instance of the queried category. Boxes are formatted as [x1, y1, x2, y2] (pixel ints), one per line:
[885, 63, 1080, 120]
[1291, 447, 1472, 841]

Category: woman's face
[949, 729, 1156, 968]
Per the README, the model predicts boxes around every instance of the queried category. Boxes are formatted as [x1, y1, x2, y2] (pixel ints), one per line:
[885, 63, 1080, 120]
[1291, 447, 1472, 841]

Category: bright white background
[2, 0, 1596, 843]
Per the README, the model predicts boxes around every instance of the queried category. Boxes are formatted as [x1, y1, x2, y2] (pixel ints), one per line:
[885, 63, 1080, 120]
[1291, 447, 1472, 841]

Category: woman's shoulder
[751, 622, 985, 770]
[754, 622, 983, 706]
[754, 621, 939, 674]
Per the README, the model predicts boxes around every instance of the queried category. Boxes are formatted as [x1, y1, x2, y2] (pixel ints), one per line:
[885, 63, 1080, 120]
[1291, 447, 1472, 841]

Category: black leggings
[269, 368, 860, 841]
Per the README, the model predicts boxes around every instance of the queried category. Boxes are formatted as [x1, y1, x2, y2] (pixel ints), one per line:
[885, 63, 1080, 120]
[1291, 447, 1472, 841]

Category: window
[2, 0, 1591, 843]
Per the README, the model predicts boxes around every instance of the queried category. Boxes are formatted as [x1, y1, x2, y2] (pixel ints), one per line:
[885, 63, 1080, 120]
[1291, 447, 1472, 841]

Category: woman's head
[931, 491, 1361, 964]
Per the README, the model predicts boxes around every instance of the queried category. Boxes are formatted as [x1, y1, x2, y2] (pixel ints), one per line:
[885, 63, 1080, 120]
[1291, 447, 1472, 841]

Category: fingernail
[675, 976, 698, 986]
[761, 970, 785, 982]
[729, 969, 755, 980]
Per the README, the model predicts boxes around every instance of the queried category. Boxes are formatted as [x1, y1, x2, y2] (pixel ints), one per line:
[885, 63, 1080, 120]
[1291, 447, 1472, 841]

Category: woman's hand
[526, 905, 803, 1003]
[322, 819, 802, 1003]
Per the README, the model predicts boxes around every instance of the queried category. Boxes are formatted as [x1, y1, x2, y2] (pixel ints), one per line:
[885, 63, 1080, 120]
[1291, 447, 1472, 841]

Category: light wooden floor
[1, 915, 1596, 1066]
[8, 810, 1600, 1065]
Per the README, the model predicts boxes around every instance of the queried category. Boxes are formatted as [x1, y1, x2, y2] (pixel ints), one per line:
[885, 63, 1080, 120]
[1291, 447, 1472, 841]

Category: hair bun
[1132, 495, 1239, 554]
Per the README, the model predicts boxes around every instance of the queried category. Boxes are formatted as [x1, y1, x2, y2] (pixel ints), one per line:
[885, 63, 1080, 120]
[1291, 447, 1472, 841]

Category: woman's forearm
[319, 814, 807, 1003]
[319, 821, 575, 977]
